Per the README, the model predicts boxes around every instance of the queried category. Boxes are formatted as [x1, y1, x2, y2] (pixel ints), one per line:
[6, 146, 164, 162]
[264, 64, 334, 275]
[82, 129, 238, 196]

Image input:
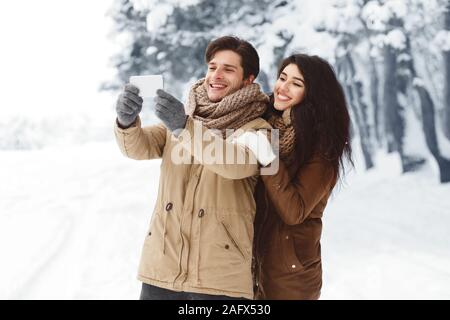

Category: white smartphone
[129, 75, 164, 97]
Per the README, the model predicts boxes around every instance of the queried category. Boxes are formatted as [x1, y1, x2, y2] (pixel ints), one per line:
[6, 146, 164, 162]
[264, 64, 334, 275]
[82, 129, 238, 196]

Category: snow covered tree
[443, 0, 450, 140]
[316, 0, 376, 170]
[101, 0, 150, 91]
[360, 1, 424, 172]
[103, 0, 275, 96]
[362, 0, 450, 181]
[104, 0, 450, 182]
[336, 45, 375, 170]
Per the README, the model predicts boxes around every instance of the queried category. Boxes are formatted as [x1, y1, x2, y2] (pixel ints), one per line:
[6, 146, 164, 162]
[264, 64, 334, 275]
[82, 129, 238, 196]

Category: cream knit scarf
[186, 78, 269, 137]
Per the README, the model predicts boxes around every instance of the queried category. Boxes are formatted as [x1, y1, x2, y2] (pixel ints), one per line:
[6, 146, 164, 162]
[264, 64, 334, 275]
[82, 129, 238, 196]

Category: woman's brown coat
[253, 156, 336, 300]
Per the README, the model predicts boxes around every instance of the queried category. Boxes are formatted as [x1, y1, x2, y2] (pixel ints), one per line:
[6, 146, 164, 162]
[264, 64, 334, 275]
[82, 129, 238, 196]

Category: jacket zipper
[173, 157, 198, 285]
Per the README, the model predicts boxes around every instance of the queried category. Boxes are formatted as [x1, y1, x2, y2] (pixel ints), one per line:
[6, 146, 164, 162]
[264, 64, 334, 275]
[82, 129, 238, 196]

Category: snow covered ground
[1, 140, 449, 300]
[321, 152, 450, 299]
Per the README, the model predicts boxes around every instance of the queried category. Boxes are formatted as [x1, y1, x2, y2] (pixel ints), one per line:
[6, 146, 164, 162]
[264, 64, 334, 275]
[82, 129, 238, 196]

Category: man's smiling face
[205, 50, 253, 102]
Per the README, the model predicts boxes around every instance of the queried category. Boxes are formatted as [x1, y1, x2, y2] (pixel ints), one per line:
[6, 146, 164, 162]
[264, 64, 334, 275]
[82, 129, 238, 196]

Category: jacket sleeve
[176, 117, 263, 179]
[261, 157, 336, 225]
[114, 116, 166, 160]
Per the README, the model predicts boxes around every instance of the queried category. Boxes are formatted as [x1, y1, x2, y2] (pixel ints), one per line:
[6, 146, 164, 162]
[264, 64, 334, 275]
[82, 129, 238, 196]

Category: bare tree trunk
[443, 0, 450, 140]
[405, 38, 450, 183]
[345, 84, 375, 170]
[368, 58, 381, 146]
[383, 17, 426, 173]
[338, 54, 374, 170]
[358, 0, 381, 147]
[383, 44, 404, 156]
[345, 53, 374, 169]
[414, 82, 450, 182]
[359, 8, 382, 146]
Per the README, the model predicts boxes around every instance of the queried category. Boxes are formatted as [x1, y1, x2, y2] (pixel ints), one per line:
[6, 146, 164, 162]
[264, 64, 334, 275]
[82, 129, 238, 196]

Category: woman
[253, 54, 353, 300]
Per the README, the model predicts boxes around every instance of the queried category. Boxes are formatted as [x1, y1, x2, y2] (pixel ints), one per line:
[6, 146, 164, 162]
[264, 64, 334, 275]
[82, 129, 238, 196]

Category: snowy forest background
[104, 0, 450, 183]
[1, 0, 450, 299]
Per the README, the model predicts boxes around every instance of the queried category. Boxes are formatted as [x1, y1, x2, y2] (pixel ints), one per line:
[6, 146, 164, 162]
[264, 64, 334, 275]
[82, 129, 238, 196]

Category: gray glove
[116, 84, 143, 128]
[154, 89, 187, 136]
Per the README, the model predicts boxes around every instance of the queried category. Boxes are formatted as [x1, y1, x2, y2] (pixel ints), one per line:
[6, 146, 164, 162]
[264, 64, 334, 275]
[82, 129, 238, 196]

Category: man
[114, 36, 274, 299]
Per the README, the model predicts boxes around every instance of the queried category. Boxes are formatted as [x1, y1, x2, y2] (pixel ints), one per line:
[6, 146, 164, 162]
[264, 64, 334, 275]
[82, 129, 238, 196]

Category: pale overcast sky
[0, 0, 118, 118]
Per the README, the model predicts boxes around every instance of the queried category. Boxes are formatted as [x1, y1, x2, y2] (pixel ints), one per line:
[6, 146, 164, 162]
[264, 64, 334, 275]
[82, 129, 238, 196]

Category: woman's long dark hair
[266, 54, 353, 185]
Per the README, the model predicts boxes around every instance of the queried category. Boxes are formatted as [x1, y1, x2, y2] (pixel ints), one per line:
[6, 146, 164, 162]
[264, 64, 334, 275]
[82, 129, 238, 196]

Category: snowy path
[1, 142, 449, 299]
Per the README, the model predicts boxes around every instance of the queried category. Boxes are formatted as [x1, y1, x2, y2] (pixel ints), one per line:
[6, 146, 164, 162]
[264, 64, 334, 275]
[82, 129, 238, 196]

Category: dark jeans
[140, 283, 248, 300]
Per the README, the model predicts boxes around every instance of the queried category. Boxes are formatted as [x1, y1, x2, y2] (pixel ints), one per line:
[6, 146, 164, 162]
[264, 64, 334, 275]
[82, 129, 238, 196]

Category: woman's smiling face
[273, 63, 306, 111]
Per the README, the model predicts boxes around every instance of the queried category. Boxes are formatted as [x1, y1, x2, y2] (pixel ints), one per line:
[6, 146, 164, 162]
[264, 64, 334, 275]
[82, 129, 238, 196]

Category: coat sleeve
[114, 116, 166, 160]
[176, 117, 266, 179]
[261, 157, 336, 225]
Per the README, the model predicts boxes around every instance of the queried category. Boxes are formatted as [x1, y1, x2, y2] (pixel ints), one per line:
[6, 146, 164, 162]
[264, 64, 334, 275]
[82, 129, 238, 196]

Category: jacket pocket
[292, 235, 322, 269]
[220, 221, 247, 260]
[144, 202, 171, 255]
[279, 227, 304, 273]
[144, 210, 163, 250]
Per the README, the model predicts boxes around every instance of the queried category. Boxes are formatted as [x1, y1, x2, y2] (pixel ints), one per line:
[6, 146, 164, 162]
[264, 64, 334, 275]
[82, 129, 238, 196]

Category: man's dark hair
[205, 36, 260, 80]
